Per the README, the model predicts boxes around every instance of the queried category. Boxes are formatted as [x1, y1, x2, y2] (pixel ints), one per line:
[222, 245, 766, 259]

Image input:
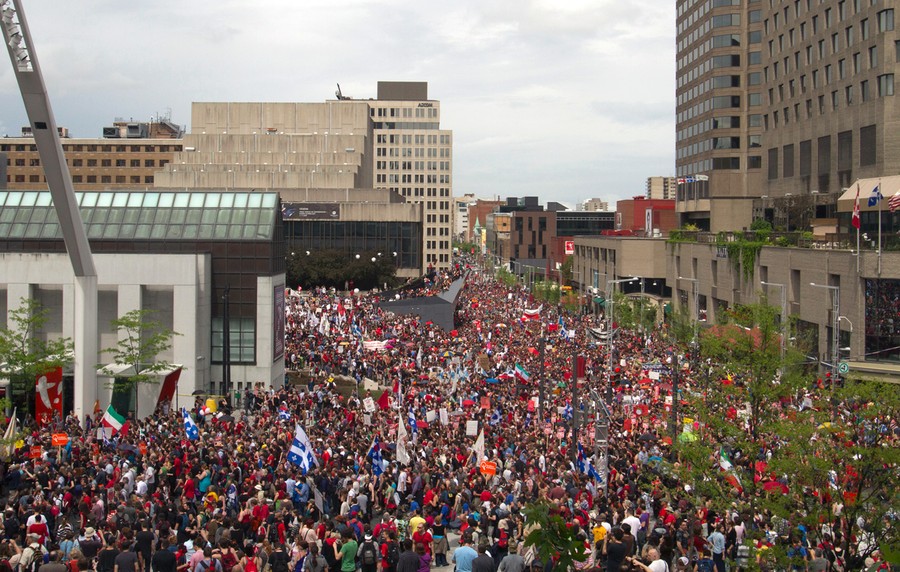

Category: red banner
[35, 367, 63, 427]
[155, 367, 182, 413]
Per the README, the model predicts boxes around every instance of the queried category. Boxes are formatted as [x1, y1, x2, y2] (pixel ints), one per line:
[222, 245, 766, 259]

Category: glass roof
[0, 191, 279, 241]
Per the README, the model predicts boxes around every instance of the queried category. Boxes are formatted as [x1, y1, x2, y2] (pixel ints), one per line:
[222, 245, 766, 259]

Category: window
[749, 92, 762, 105]
[749, 135, 762, 147]
[846, 25, 854, 45]
[72, 175, 82, 183]
[72, 159, 83, 167]
[713, 75, 741, 87]
[748, 72, 762, 85]
[749, 10, 761, 23]
[87, 159, 97, 167]
[712, 54, 741, 68]
[212, 318, 256, 364]
[878, 9, 894, 32]
[869, 45, 878, 67]
[749, 114, 763, 127]
[144, 159, 155, 167]
[878, 74, 894, 96]
[860, 124, 876, 166]
[115, 159, 126, 167]
[749, 30, 762, 43]
[749, 51, 762, 64]
[839, 59, 846, 79]
[862, 18, 870, 39]
[712, 95, 741, 108]
[713, 137, 740, 149]
[768, 148, 779, 180]
[838, 131, 853, 170]
[130, 159, 140, 167]
[713, 157, 740, 169]
[712, 14, 741, 27]
[800, 140, 812, 176]
[713, 34, 742, 47]
[861, 79, 871, 101]
[784, 144, 795, 177]
[101, 175, 111, 184]
[748, 156, 762, 168]
[846, 85, 854, 103]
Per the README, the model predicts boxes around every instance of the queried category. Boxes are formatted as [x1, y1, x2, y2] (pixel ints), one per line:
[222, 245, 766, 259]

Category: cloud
[0, 0, 676, 203]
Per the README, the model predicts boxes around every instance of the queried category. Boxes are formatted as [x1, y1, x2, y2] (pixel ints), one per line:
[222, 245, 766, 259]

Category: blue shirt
[708, 531, 726, 555]
[452, 546, 478, 572]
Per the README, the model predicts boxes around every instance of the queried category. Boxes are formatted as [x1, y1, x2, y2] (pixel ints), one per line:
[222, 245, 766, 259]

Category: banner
[35, 367, 63, 427]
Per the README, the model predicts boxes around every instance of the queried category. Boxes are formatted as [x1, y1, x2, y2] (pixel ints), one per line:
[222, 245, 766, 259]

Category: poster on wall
[274, 284, 285, 360]
[35, 367, 63, 427]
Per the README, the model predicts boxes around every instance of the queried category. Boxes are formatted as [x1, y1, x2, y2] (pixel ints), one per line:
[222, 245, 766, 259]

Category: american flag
[889, 191, 900, 213]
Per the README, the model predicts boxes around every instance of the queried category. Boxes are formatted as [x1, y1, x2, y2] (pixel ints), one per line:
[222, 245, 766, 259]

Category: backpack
[360, 542, 377, 566]
[385, 542, 400, 568]
[19, 545, 42, 572]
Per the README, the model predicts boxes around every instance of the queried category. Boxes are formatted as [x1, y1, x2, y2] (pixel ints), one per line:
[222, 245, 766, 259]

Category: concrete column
[172, 283, 199, 412]
[73, 275, 97, 424]
[7, 283, 33, 329]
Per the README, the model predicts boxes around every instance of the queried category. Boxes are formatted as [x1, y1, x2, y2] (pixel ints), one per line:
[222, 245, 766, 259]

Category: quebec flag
[287, 424, 317, 474]
[182, 408, 200, 441]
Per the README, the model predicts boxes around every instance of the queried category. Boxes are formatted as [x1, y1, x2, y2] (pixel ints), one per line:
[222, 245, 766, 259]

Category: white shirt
[648, 559, 669, 572]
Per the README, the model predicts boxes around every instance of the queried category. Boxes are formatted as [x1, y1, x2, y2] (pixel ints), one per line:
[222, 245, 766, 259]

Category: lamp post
[673, 276, 698, 443]
[677, 276, 699, 348]
[810, 282, 840, 383]
[606, 277, 639, 406]
[760, 281, 787, 367]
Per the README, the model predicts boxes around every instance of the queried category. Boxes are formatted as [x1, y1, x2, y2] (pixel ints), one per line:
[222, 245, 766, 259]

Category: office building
[582, 198, 610, 211]
[370, 82, 454, 269]
[676, 0, 900, 232]
[1, 120, 183, 190]
[646, 176, 677, 200]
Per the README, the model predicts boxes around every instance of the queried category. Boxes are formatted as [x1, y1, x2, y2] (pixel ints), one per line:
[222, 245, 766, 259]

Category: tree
[560, 255, 574, 285]
[0, 298, 73, 418]
[287, 249, 398, 291]
[522, 502, 589, 571]
[99, 309, 180, 416]
[668, 301, 899, 569]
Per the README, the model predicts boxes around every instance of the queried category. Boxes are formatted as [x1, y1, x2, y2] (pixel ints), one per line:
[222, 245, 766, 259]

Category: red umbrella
[416, 420, 428, 429]
[762, 481, 789, 494]
[462, 399, 476, 407]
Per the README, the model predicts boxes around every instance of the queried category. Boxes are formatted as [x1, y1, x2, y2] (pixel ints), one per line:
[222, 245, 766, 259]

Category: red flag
[450, 329, 459, 337]
[35, 367, 63, 427]
[852, 184, 861, 229]
[377, 390, 390, 410]
[547, 323, 558, 332]
[155, 367, 182, 412]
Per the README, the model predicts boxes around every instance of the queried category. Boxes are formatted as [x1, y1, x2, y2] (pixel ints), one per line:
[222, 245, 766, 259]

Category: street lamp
[605, 277, 639, 405]
[677, 276, 699, 348]
[810, 282, 840, 383]
[760, 280, 787, 366]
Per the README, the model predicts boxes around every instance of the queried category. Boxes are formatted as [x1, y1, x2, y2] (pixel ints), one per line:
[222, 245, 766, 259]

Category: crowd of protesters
[0, 254, 895, 572]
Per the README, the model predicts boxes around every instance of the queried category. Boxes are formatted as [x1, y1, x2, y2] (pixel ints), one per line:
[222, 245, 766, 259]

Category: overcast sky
[0, 0, 676, 206]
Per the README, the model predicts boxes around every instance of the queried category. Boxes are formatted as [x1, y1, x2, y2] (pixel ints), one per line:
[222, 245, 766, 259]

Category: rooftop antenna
[335, 83, 350, 100]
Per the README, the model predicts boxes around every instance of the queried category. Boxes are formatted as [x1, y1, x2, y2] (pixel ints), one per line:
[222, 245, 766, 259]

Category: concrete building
[582, 198, 610, 212]
[453, 194, 476, 241]
[1, 120, 183, 190]
[0, 189, 286, 417]
[646, 176, 677, 200]
[573, 233, 900, 381]
[370, 82, 454, 270]
[467, 199, 503, 243]
[676, 0, 900, 232]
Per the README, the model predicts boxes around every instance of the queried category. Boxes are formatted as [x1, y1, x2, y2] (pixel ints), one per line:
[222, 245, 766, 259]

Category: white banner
[466, 420, 479, 436]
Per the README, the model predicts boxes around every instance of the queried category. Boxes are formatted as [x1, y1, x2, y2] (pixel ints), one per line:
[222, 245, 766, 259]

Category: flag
[101, 405, 126, 436]
[408, 408, 418, 443]
[287, 424, 318, 473]
[154, 367, 182, 414]
[472, 428, 485, 463]
[376, 390, 390, 410]
[577, 443, 603, 482]
[514, 363, 530, 382]
[562, 402, 573, 421]
[367, 436, 384, 476]
[719, 447, 743, 493]
[396, 410, 411, 465]
[489, 409, 501, 426]
[521, 305, 543, 321]
[182, 408, 200, 440]
[278, 408, 291, 421]
[867, 184, 883, 207]
[889, 191, 900, 213]
[0, 408, 17, 460]
[852, 184, 861, 229]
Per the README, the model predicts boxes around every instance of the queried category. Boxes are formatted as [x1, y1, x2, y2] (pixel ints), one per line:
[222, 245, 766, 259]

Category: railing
[669, 230, 900, 251]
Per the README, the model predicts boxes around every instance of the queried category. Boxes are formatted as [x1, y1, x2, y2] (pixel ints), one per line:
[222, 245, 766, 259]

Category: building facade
[370, 82, 454, 270]
[676, 0, 900, 233]
[646, 176, 677, 200]
[616, 197, 678, 236]
[2, 121, 183, 190]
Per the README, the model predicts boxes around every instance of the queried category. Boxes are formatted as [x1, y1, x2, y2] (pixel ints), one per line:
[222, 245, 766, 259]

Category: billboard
[564, 240, 575, 255]
[281, 202, 340, 220]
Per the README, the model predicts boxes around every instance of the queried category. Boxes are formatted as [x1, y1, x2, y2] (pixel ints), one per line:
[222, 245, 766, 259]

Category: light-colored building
[646, 176, 677, 200]
[582, 198, 609, 212]
[0, 190, 286, 417]
[676, 0, 900, 232]
[573, 234, 900, 381]
[370, 82, 453, 270]
[453, 194, 476, 241]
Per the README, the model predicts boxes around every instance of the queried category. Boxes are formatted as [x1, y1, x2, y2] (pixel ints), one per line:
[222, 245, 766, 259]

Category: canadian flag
[851, 184, 861, 230]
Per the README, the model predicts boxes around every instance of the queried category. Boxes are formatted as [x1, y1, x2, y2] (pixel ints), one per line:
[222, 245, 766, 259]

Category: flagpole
[878, 178, 883, 276]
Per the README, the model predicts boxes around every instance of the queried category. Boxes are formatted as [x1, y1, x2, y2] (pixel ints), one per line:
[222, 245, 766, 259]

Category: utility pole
[571, 350, 579, 462]
[538, 334, 546, 420]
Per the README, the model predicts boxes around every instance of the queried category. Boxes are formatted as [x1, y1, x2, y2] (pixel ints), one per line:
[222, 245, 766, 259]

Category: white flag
[396, 411, 411, 465]
[472, 428, 485, 465]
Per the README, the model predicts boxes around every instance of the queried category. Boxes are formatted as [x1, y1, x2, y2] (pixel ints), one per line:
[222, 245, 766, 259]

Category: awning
[97, 363, 183, 377]
[836, 176, 900, 212]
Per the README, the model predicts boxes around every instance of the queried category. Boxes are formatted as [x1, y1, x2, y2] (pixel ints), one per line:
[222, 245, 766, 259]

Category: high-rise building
[676, 0, 900, 232]
[645, 176, 677, 200]
[582, 198, 610, 211]
[370, 82, 453, 269]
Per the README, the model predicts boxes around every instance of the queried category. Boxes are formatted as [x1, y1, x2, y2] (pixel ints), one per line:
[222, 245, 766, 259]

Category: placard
[439, 408, 449, 425]
[425, 410, 436, 423]
[363, 397, 376, 413]
[466, 420, 479, 436]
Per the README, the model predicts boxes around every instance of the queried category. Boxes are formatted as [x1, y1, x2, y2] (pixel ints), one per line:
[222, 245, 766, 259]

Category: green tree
[0, 298, 73, 417]
[560, 255, 574, 285]
[669, 301, 899, 569]
[287, 249, 398, 291]
[522, 502, 589, 571]
[99, 309, 180, 416]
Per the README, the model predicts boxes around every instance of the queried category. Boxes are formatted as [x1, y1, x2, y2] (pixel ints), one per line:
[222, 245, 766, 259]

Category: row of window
[767, 75, 893, 129]
[375, 133, 452, 145]
[9, 158, 168, 169]
[766, 125, 877, 180]
[375, 147, 450, 158]
[398, 188, 451, 198]
[371, 106, 438, 119]
[0, 144, 179, 153]
[7, 174, 154, 185]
